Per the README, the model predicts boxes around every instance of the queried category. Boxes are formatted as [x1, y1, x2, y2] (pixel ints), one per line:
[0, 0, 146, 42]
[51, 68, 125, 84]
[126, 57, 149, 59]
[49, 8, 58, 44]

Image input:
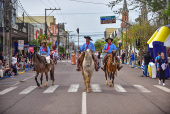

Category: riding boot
[48, 63, 51, 71]
[117, 64, 123, 71]
[76, 59, 81, 71]
[95, 60, 100, 71]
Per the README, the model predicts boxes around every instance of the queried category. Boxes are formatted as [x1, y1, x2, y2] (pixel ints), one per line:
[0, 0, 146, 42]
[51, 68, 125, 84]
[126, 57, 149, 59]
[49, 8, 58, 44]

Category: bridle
[84, 51, 92, 67]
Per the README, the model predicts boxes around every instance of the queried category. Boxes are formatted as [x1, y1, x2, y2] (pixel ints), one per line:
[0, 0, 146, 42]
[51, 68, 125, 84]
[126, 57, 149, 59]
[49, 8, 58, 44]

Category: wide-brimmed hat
[105, 37, 113, 42]
[41, 40, 47, 44]
[84, 36, 93, 41]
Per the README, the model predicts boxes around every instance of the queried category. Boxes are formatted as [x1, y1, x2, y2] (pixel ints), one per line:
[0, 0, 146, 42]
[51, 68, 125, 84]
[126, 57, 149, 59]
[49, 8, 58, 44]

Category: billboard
[52, 25, 57, 35]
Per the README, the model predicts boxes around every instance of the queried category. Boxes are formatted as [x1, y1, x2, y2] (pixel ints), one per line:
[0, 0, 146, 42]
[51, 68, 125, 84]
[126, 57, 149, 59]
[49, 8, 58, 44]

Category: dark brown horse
[32, 53, 55, 88]
[105, 51, 117, 87]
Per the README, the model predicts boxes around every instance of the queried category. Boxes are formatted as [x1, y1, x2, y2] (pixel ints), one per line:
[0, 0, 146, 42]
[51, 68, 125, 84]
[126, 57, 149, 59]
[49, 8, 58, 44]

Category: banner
[52, 25, 57, 35]
[29, 47, 34, 53]
[18, 40, 24, 50]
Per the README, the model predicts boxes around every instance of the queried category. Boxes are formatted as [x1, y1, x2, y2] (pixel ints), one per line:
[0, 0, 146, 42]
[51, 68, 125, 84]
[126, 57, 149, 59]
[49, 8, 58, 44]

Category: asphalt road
[0, 60, 170, 114]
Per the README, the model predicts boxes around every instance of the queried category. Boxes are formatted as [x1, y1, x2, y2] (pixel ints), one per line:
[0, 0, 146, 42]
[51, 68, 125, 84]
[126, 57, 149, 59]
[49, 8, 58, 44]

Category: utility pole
[57, 23, 60, 53]
[4, 0, 12, 66]
[76, 28, 79, 47]
[45, 8, 60, 35]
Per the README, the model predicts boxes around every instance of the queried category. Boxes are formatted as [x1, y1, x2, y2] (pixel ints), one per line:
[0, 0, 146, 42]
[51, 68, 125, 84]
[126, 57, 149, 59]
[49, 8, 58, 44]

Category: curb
[123, 63, 141, 69]
[0, 68, 33, 80]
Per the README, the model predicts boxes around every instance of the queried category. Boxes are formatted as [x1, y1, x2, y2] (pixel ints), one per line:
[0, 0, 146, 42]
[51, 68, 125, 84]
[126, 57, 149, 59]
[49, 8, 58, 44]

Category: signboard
[52, 25, 57, 35]
[100, 16, 116, 24]
[29, 47, 34, 53]
[18, 40, 24, 50]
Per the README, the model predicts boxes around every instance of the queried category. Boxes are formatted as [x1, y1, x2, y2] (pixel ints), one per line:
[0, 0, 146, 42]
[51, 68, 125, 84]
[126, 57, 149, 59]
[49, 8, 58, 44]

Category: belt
[41, 54, 46, 55]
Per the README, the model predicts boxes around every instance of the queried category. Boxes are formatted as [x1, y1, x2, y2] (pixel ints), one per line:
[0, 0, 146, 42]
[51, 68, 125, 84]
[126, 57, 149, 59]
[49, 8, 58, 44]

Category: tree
[94, 39, 106, 52]
[59, 46, 66, 56]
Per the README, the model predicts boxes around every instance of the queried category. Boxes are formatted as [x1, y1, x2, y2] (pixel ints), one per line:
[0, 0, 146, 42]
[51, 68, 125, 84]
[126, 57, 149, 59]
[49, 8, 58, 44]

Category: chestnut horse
[32, 53, 55, 88]
[81, 49, 94, 93]
[105, 51, 117, 87]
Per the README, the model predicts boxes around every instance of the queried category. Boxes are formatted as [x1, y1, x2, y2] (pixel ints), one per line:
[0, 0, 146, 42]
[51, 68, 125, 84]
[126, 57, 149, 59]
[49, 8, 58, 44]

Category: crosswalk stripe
[68, 84, 79, 92]
[19, 86, 37, 94]
[91, 84, 102, 92]
[133, 85, 151, 92]
[115, 84, 127, 92]
[0, 86, 17, 95]
[154, 85, 170, 93]
[43, 85, 59, 93]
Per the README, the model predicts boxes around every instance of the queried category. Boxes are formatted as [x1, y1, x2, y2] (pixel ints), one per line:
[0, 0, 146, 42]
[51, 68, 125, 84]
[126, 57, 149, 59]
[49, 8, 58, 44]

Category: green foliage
[47, 42, 52, 48]
[94, 39, 106, 52]
[59, 46, 66, 56]
[159, 4, 170, 25]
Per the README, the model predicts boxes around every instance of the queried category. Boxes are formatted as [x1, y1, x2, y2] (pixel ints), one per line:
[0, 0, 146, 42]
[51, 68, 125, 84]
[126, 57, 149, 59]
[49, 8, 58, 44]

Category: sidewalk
[0, 67, 33, 80]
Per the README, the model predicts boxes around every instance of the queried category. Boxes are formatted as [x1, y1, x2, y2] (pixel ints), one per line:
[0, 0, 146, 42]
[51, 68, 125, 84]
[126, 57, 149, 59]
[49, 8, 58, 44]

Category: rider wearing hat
[101, 37, 123, 71]
[39, 40, 51, 71]
[76, 36, 100, 71]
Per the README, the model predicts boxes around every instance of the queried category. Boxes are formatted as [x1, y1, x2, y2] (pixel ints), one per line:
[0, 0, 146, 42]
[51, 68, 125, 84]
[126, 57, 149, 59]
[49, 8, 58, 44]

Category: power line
[40, 0, 51, 8]
[70, 0, 108, 5]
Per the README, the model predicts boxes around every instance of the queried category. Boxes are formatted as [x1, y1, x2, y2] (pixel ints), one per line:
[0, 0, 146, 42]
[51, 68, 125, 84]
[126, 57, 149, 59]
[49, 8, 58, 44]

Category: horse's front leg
[109, 73, 112, 87]
[40, 73, 43, 88]
[44, 72, 48, 87]
[35, 72, 40, 87]
[85, 72, 90, 93]
[112, 74, 115, 87]
[105, 70, 108, 85]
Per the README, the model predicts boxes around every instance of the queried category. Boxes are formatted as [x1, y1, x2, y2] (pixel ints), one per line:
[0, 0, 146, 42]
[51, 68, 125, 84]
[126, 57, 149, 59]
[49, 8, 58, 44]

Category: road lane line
[91, 84, 102, 92]
[19, 86, 37, 94]
[68, 84, 79, 92]
[82, 92, 87, 114]
[43, 85, 59, 93]
[22, 75, 35, 81]
[0, 86, 17, 95]
[115, 84, 127, 92]
[154, 85, 170, 93]
[12, 81, 20, 86]
[133, 85, 151, 92]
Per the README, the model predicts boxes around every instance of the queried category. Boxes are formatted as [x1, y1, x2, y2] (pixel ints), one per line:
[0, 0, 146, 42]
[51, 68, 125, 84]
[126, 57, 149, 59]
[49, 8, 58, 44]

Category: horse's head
[111, 51, 117, 66]
[84, 49, 93, 67]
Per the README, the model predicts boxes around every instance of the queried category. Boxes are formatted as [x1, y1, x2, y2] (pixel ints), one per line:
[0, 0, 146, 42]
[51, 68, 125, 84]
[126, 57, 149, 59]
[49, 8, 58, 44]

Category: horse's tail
[50, 65, 55, 81]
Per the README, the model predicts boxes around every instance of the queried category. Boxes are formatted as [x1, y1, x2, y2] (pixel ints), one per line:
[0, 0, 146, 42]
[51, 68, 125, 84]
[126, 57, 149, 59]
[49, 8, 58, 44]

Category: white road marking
[115, 84, 127, 92]
[12, 81, 20, 86]
[91, 84, 102, 92]
[22, 75, 35, 81]
[43, 85, 59, 93]
[0, 86, 17, 95]
[133, 85, 151, 92]
[19, 86, 37, 94]
[82, 92, 87, 114]
[68, 84, 79, 92]
[154, 85, 170, 93]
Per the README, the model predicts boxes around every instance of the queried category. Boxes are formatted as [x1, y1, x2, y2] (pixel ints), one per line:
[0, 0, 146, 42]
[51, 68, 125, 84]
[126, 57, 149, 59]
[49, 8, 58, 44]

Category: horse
[81, 49, 94, 93]
[32, 53, 55, 88]
[105, 51, 117, 87]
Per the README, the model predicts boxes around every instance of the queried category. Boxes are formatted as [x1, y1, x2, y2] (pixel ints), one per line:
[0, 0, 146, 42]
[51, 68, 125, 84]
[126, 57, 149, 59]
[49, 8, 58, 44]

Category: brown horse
[32, 53, 55, 88]
[105, 51, 117, 87]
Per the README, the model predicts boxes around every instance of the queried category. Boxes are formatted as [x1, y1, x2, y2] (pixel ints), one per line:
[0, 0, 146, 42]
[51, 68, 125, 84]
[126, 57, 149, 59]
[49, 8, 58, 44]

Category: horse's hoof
[87, 89, 90, 93]
[111, 84, 114, 87]
[40, 85, 42, 88]
[44, 85, 47, 87]
[106, 83, 108, 85]
[84, 87, 87, 90]
[109, 85, 112, 87]
[52, 83, 54, 86]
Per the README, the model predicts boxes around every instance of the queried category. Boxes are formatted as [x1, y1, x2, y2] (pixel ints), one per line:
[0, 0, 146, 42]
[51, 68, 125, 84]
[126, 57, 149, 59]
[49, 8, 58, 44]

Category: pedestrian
[155, 51, 161, 77]
[130, 52, 135, 68]
[157, 52, 168, 86]
[144, 51, 153, 77]
[53, 50, 59, 64]
[121, 52, 125, 64]
[71, 51, 76, 65]
[168, 53, 170, 69]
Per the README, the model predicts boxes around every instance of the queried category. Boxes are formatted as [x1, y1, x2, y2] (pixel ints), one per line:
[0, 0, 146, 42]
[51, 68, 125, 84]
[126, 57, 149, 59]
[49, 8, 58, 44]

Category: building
[121, 0, 129, 29]
[104, 28, 118, 39]
[141, 4, 148, 22]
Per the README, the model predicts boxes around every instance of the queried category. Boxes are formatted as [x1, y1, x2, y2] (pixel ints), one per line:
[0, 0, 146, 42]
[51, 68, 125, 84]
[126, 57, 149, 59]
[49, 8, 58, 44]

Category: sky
[19, 0, 143, 45]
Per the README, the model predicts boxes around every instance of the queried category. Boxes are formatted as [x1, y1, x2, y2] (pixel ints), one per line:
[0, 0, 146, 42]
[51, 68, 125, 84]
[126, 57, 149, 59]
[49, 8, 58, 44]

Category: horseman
[39, 40, 51, 71]
[101, 37, 123, 71]
[76, 36, 100, 71]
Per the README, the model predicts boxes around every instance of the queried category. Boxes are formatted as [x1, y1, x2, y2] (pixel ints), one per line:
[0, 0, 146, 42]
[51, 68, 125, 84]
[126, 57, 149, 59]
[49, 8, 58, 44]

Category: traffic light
[76, 28, 79, 34]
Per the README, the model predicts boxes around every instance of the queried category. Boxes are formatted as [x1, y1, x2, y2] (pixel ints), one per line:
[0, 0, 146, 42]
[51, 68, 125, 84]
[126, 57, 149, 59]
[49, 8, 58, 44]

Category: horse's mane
[35, 53, 44, 63]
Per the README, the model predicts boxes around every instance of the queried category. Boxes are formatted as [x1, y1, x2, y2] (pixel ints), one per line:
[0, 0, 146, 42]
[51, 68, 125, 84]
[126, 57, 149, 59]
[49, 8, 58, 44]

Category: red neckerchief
[42, 46, 45, 51]
[106, 43, 111, 50]
[86, 42, 89, 50]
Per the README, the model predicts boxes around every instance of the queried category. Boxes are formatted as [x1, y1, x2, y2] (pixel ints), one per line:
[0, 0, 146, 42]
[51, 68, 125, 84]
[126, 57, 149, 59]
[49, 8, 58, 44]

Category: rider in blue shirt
[76, 36, 100, 71]
[101, 38, 123, 71]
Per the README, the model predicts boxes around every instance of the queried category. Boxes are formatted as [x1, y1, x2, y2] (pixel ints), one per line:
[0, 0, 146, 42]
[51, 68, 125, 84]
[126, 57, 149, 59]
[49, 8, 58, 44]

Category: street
[0, 60, 170, 114]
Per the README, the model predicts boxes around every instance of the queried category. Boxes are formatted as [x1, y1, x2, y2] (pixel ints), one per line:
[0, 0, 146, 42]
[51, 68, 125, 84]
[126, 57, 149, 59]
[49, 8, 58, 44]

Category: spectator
[144, 51, 153, 77]
[50, 52, 53, 60]
[12, 55, 17, 64]
[0, 52, 3, 62]
[121, 52, 125, 64]
[0, 60, 4, 78]
[155, 51, 161, 77]
[11, 63, 17, 75]
[130, 52, 135, 68]
[140, 58, 145, 77]
[168, 53, 170, 70]
[157, 52, 168, 86]
[97, 50, 101, 67]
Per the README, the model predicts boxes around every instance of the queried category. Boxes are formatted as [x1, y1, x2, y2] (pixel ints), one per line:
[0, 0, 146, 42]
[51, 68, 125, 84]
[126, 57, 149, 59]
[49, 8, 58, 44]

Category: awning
[24, 44, 38, 47]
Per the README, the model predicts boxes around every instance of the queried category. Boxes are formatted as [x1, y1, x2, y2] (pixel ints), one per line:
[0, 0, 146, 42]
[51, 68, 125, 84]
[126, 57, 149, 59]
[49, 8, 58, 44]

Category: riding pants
[102, 54, 120, 65]
[46, 56, 50, 64]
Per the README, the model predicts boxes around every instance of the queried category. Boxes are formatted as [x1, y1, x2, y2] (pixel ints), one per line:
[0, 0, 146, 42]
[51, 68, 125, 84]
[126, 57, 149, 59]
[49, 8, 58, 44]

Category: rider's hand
[44, 55, 47, 57]
[104, 50, 108, 53]
[78, 46, 80, 49]
[157, 68, 159, 71]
